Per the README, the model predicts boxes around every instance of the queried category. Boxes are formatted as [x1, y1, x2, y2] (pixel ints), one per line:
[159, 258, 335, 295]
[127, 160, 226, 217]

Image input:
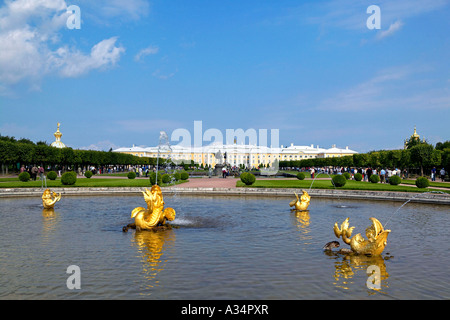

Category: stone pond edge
[0, 187, 449, 205]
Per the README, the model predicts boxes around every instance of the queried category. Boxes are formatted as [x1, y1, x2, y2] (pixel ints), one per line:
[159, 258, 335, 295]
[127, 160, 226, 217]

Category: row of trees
[0, 135, 158, 174]
[280, 141, 450, 177]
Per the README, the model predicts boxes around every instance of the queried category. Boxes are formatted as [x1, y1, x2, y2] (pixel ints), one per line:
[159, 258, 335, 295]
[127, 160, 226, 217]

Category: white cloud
[52, 37, 125, 77]
[117, 119, 183, 133]
[77, 0, 150, 24]
[78, 140, 120, 151]
[134, 45, 159, 62]
[315, 65, 449, 112]
[152, 69, 177, 80]
[291, 0, 448, 32]
[377, 20, 404, 39]
[0, 0, 126, 94]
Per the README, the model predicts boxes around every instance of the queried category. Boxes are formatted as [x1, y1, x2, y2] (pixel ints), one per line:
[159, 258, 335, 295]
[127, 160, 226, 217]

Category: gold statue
[289, 190, 310, 211]
[333, 217, 390, 256]
[42, 188, 61, 209]
[128, 185, 176, 231]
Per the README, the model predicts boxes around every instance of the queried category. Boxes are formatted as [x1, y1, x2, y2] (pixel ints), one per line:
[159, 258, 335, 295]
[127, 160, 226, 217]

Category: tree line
[280, 140, 450, 177]
[0, 135, 157, 173]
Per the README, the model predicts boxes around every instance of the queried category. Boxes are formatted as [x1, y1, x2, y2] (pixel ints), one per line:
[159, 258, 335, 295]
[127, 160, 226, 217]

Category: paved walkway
[172, 177, 238, 188]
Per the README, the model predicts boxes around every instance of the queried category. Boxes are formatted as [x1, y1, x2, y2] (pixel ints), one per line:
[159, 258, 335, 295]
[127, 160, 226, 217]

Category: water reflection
[292, 210, 310, 228]
[291, 210, 313, 249]
[131, 229, 176, 293]
[41, 208, 60, 245]
[325, 251, 390, 293]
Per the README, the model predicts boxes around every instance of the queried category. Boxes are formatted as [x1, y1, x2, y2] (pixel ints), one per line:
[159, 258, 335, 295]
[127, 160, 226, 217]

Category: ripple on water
[0, 195, 448, 299]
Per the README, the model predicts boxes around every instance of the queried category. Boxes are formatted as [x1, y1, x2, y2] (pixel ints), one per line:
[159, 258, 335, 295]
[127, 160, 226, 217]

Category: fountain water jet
[308, 171, 347, 207]
[155, 131, 172, 185]
[383, 190, 447, 229]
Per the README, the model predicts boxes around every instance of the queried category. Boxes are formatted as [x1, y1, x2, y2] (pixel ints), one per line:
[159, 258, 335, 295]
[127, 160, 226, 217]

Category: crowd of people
[286, 166, 448, 183]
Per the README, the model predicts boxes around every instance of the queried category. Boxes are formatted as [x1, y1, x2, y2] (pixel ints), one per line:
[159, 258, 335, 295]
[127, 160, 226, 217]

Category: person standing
[38, 166, 44, 180]
[380, 168, 386, 183]
[431, 167, 436, 182]
[440, 168, 446, 182]
[31, 165, 38, 181]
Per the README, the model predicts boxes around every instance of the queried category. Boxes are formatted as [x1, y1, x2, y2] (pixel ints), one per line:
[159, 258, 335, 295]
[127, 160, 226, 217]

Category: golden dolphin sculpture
[333, 217, 390, 256]
[42, 188, 61, 209]
[131, 185, 176, 230]
[289, 190, 311, 211]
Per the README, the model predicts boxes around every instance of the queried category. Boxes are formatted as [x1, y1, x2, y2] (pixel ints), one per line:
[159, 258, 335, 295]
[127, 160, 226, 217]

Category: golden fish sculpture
[289, 190, 311, 211]
[130, 185, 176, 231]
[42, 188, 61, 209]
[333, 217, 390, 256]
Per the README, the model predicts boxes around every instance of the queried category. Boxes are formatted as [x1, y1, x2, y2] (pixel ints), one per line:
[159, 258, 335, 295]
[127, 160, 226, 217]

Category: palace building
[113, 142, 358, 168]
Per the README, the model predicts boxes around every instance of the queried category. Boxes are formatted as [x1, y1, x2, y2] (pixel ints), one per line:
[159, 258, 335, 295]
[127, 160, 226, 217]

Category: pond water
[0, 194, 449, 299]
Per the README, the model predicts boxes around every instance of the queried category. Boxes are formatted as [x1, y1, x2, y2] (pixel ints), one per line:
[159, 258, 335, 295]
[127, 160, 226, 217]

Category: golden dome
[411, 126, 420, 139]
[51, 123, 66, 149]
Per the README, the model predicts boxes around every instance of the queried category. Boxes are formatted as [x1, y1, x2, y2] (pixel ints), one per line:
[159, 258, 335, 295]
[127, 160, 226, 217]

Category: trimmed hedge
[369, 174, 380, 184]
[173, 172, 181, 181]
[343, 172, 351, 180]
[84, 170, 93, 179]
[149, 172, 162, 185]
[415, 176, 429, 188]
[61, 171, 77, 185]
[354, 173, 362, 181]
[389, 175, 401, 185]
[331, 174, 346, 187]
[127, 171, 136, 179]
[47, 171, 57, 180]
[240, 172, 256, 185]
[297, 172, 305, 180]
[162, 173, 172, 184]
[180, 171, 189, 181]
[18, 172, 30, 182]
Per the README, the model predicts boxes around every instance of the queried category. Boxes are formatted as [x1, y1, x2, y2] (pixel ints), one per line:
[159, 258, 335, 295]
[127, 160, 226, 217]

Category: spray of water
[308, 170, 343, 205]
[383, 191, 446, 228]
[155, 131, 172, 185]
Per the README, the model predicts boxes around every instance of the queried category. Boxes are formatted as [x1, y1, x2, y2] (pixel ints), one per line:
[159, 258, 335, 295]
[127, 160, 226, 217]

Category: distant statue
[124, 185, 176, 232]
[214, 151, 223, 165]
[42, 189, 61, 209]
[289, 190, 311, 211]
[332, 217, 390, 255]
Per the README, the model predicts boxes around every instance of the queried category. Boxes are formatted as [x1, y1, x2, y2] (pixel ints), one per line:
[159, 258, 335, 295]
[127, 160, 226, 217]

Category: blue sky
[0, 0, 449, 153]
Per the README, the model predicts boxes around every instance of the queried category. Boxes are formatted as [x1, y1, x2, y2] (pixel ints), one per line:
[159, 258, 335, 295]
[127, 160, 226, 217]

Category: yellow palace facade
[113, 142, 358, 168]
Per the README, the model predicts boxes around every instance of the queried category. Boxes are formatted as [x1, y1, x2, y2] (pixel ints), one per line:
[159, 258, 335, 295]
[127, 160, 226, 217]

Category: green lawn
[236, 179, 450, 193]
[400, 179, 450, 189]
[0, 177, 187, 188]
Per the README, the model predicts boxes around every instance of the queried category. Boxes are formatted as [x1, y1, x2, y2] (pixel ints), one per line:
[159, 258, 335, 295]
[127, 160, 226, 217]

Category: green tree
[435, 141, 450, 151]
[409, 143, 441, 176]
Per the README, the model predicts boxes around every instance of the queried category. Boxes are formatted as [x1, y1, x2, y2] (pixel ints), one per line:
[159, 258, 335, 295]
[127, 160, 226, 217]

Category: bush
[149, 172, 162, 185]
[354, 173, 362, 181]
[61, 171, 77, 185]
[343, 172, 351, 180]
[127, 171, 136, 179]
[369, 174, 380, 184]
[173, 172, 181, 181]
[331, 175, 346, 187]
[18, 172, 30, 182]
[162, 173, 172, 184]
[180, 171, 189, 181]
[240, 172, 256, 186]
[84, 170, 93, 179]
[389, 175, 401, 186]
[296, 172, 305, 180]
[47, 171, 57, 180]
[415, 176, 430, 189]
